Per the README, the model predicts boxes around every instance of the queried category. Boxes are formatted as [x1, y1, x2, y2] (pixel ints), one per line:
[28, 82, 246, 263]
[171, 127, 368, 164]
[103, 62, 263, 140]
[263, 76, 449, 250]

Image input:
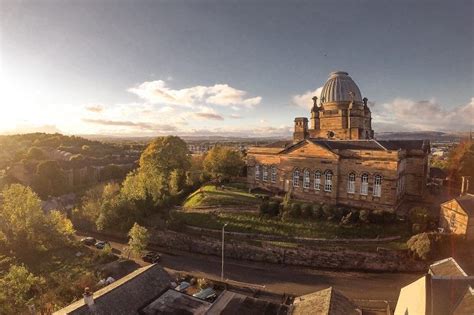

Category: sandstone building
[247, 71, 430, 211]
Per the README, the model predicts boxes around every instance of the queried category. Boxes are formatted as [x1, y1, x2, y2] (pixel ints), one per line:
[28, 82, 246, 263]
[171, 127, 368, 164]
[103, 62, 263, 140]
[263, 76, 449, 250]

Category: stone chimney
[293, 117, 308, 143]
[461, 176, 471, 196]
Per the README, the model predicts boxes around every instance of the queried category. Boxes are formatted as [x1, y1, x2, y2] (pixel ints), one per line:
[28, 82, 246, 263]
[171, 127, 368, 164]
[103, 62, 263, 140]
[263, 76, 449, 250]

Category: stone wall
[150, 230, 425, 272]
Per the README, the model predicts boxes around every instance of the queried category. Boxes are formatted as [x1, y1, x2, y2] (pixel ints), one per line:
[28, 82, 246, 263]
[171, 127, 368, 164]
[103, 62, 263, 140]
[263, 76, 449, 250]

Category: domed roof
[320, 71, 362, 103]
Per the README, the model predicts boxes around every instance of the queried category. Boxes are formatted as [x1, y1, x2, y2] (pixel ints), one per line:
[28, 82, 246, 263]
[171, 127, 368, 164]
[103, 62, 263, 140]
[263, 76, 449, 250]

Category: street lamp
[221, 223, 228, 281]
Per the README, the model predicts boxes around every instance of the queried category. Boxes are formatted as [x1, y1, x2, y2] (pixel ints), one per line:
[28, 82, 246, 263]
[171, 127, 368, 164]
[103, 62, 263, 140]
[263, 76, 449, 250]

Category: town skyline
[1, 0, 473, 137]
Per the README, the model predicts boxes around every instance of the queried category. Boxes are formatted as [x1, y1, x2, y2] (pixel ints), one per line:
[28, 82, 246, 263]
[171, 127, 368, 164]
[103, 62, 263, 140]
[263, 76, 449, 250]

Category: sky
[0, 0, 473, 137]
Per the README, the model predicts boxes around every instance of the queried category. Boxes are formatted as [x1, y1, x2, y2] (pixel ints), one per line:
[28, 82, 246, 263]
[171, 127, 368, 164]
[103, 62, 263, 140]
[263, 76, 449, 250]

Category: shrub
[282, 191, 291, 210]
[281, 210, 292, 222]
[290, 203, 302, 218]
[259, 201, 270, 216]
[340, 210, 358, 225]
[406, 232, 451, 261]
[408, 207, 430, 231]
[321, 204, 333, 219]
[368, 210, 385, 224]
[359, 210, 369, 223]
[301, 204, 313, 219]
[311, 204, 322, 220]
[267, 201, 280, 217]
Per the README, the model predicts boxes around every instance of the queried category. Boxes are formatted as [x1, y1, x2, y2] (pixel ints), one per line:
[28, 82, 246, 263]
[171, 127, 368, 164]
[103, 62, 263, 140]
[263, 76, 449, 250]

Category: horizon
[1, 0, 473, 137]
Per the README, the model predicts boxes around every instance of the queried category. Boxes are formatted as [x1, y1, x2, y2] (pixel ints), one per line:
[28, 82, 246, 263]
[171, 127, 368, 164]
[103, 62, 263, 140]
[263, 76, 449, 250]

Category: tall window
[271, 166, 277, 183]
[373, 175, 382, 197]
[262, 166, 268, 181]
[293, 169, 300, 187]
[324, 170, 333, 192]
[314, 171, 321, 191]
[303, 169, 310, 188]
[360, 174, 369, 195]
[347, 173, 356, 194]
[255, 165, 260, 180]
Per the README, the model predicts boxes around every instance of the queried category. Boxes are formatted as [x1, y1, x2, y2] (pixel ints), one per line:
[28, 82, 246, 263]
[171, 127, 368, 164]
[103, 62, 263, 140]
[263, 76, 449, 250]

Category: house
[247, 71, 430, 212]
[291, 287, 361, 315]
[395, 257, 474, 315]
[439, 178, 474, 239]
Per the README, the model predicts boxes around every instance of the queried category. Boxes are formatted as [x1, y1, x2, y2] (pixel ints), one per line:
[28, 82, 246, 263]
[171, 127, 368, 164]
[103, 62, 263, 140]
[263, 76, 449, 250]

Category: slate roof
[455, 194, 474, 216]
[429, 275, 474, 315]
[206, 290, 289, 315]
[430, 167, 447, 179]
[54, 264, 172, 315]
[262, 140, 293, 148]
[453, 286, 474, 314]
[292, 287, 360, 315]
[141, 289, 211, 315]
[429, 257, 468, 277]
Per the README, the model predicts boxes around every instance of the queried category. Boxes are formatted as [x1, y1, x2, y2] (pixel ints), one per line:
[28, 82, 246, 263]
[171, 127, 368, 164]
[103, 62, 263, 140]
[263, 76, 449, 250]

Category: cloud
[229, 114, 243, 119]
[195, 112, 224, 120]
[128, 80, 262, 109]
[292, 86, 323, 109]
[0, 124, 63, 135]
[82, 118, 176, 131]
[373, 97, 474, 131]
[85, 105, 104, 113]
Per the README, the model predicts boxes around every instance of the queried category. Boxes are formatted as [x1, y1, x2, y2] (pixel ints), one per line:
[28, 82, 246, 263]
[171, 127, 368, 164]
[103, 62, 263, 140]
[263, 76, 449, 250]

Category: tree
[203, 146, 245, 181]
[0, 265, 45, 314]
[32, 160, 67, 198]
[26, 147, 45, 160]
[128, 223, 149, 257]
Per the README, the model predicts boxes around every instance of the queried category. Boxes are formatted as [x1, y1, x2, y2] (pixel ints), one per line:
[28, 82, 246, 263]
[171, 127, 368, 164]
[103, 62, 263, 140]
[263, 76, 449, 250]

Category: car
[80, 237, 96, 246]
[192, 287, 217, 301]
[174, 281, 190, 292]
[94, 240, 110, 249]
[141, 251, 161, 263]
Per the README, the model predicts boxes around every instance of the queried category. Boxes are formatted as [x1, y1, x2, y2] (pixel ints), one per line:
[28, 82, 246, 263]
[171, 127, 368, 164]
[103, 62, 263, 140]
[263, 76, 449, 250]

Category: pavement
[77, 232, 422, 304]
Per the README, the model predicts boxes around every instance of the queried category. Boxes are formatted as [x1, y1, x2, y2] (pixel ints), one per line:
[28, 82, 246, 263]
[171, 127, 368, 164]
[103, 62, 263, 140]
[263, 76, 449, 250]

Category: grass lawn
[174, 211, 412, 240]
[183, 184, 259, 209]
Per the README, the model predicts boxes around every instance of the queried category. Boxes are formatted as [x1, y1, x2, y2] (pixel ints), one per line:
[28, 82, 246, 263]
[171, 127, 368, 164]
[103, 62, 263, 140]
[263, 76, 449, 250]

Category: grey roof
[320, 71, 363, 103]
[377, 139, 429, 151]
[453, 286, 474, 315]
[429, 257, 468, 277]
[54, 264, 172, 315]
[455, 194, 474, 216]
[310, 139, 385, 151]
[263, 140, 293, 149]
[292, 287, 360, 315]
[430, 167, 447, 179]
[206, 290, 289, 315]
[429, 275, 474, 315]
[141, 289, 211, 315]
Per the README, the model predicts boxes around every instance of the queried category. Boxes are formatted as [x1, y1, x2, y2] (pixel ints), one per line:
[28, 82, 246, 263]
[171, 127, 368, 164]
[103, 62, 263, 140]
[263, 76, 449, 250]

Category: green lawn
[174, 211, 411, 240]
[183, 184, 259, 209]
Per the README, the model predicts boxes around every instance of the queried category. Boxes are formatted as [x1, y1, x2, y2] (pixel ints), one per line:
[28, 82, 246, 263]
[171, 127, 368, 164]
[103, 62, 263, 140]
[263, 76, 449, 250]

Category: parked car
[192, 287, 217, 301]
[174, 281, 190, 292]
[141, 251, 161, 263]
[95, 240, 110, 249]
[80, 237, 96, 246]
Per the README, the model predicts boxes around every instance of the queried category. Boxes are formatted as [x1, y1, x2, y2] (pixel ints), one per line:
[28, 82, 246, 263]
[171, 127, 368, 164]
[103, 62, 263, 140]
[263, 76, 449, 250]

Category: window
[293, 169, 300, 187]
[255, 165, 260, 180]
[271, 166, 277, 183]
[360, 173, 369, 195]
[314, 171, 321, 191]
[373, 175, 382, 197]
[347, 173, 356, 194]
[324, 170, 333, 192]
[303, 169, 310, 188]
[262, 166, 268, 181]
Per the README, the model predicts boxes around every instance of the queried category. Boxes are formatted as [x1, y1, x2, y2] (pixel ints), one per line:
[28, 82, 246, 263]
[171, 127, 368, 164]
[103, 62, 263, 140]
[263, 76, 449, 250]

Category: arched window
[255, 164, 260, 180]
[360, 173, 369, 195]
[303, 169, 310, 189]
[262, 166, 268, 181]
[373, 175, 382, 197]
[324, 170, 333, 192]
[347, 173, 356, 194]
[270, 166, 277, 183]
[314, 171, 321, 191]
[293, 169, 300, 187]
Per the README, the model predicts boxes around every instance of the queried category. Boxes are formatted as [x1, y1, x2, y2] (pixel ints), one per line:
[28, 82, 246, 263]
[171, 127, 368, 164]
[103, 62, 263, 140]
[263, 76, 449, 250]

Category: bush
[368, 210, 385, 224]
[408, 207, 430, 231]
[259, 201, 270, 216]
[301, 204, 313, 219]
[359, 210, 369, 223]
[290, 203, 301, 218]
[312, 204, 322, 220]
[407, 232, 451, 261]
[267, 201, 280, 217]
[321, 204, 333, 219]
[340, 210, 358, 225]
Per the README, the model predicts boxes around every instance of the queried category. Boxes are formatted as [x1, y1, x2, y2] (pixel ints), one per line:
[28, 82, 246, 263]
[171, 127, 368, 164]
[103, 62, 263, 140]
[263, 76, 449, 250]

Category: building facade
[247, 71, 430, 212]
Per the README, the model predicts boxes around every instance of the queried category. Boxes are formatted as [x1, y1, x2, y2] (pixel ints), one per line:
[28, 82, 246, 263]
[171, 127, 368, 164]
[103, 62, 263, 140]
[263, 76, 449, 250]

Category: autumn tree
[32, 160, 67, 198]
[203, 146, 245, 181]
[128, 223, 149, 257]
[0, 265, 45, 314]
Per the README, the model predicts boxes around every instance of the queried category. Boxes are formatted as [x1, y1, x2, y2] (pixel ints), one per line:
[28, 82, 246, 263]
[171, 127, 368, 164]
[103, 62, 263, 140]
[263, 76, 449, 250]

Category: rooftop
[429, 257, 468, 277]
[292, 287, 360, 315]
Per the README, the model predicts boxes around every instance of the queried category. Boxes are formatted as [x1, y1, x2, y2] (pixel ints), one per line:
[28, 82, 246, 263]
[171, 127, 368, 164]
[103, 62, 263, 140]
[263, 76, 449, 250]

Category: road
[77, 233, 422, 303]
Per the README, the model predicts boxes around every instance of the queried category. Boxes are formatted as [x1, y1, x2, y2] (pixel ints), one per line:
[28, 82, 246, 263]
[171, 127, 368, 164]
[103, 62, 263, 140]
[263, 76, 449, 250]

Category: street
[79, 232, 422, 303]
